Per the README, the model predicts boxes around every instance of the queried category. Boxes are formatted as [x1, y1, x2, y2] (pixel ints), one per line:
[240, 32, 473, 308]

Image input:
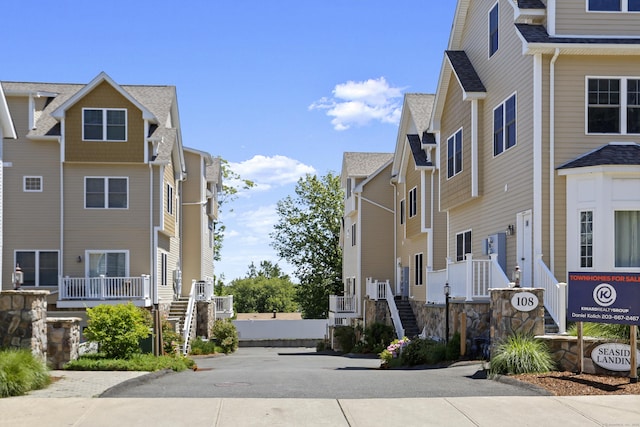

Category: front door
[516, 210, 533, 287]
[402, 267, 410, 298]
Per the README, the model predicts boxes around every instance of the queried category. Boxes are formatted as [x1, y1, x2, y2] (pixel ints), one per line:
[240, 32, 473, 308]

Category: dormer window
[83, 108, 127, 141]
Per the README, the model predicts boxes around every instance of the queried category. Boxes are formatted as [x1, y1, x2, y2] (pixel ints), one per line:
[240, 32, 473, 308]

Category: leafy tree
[214, 159, 255, 261]
[228, 262, 297, 313]
[270, 173, 343, 318]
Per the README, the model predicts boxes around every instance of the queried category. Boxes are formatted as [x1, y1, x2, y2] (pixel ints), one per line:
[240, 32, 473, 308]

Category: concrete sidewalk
[2, 395, 640, 426]
[3, 370, 640, 426]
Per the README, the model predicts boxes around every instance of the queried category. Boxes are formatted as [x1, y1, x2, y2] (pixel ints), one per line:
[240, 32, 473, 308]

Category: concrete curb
[100, 369, 174, 397]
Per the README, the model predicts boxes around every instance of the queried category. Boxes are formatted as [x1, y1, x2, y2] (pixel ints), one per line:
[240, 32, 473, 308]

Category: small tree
[211, 319, 239, 354]
[84, 303, 151, 359]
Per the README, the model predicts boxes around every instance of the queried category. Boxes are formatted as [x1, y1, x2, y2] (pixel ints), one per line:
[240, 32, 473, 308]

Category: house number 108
[510, 291, 539, 312]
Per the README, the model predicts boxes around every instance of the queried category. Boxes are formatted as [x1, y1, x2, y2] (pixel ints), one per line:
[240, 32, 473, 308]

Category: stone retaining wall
[47, 317, 81, 369]
[490, 288, 544, 356]
[196, 301, 215, 339]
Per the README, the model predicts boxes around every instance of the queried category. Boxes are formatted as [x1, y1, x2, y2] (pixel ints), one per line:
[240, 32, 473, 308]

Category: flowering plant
[379, 337, 410, 367]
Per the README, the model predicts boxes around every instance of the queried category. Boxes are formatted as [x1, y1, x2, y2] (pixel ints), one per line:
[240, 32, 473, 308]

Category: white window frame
[86, 250, 129, 277]
[456, 230, 472, 262]
[488, 2, 499, 57]
[580, 210, 594, 268]
[400, 199, 405, 225]
[14, 250, 59, 287]
[493, 93, 517, 156]
[586, 76, 640, 135]
[82, 108, 127, 142]
[166, 183, 174, 215]
[351, 223, 356, 246]
[85, 176, 129, 209]
[447, 128, 463, 179]
[587, 0, 640, 12]
[408, 187, 417, 218]
[161, 252, 168, 286]
[414, 253, 424, 286]
[614, 210, 640, 268]
[23, 176, 43, 192]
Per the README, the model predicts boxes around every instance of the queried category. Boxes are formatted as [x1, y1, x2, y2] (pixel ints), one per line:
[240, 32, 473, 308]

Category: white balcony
[57, 275, 151, 308]
[214, 295, 234, 318]
[328, 294, 359, 326]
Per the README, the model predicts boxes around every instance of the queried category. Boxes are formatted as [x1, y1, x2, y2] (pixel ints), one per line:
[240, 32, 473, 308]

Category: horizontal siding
[62, 164, 151, 277]
[163, 163, 177, 237]
[405, 156, 422, 237]
[3, 96, 62, 287]
[65, 81, 145, 163]
[555, 0, 640, 36]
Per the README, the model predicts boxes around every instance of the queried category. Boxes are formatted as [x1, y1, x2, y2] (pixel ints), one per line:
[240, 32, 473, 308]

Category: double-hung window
[580, 211, 594, 268]
[615, 211, 640, 267]
[351, 223, 356, 246]
[15, 250, 59, 286]
[588, 0, 640, 11]
[85, 177, 128, 209]
[166, 183, 174, 215]
[587, 78, 640, 134]
[447, 129, 463, 179]
[83, 108, 127, 141]
[400, 199, 405, 225]
[494, 94, 517, 155]
[409, 188, 417, 218]
[456, 230, 472, 262]
[414, 253, 423, 286]
[489, 3, 499, 57]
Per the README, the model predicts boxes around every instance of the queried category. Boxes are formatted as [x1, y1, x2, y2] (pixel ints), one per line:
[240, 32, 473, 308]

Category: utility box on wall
[482, 232, 506, 273]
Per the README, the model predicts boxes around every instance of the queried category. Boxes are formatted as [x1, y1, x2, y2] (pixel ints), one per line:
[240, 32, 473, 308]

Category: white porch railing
[366, 278, 388, 300]
[182, 282, 197, 355]
[535, 255, 567, 334]
[195, 279, 214, 301]
[384, 281, 404, 339]
[426, 254, 509, 303]
[214, 295, 234, 318]
[59, 275, 151, 301]
[329, 295, 358, 313]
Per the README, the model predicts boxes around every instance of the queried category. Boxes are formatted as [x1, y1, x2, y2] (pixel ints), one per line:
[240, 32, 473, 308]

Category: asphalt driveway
[103, 347, 543, 399]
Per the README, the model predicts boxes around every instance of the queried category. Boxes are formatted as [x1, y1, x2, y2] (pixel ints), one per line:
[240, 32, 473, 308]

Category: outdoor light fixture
[513, 266, 521, 288]
[444, 283, 450, 345]
[12, 264, 23, 290]
[506, 224, 514, 236]
[77, 255, 82, 263]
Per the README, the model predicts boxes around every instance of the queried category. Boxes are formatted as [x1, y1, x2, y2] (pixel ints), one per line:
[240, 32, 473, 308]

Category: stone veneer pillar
[47, 317, 81, 369]
[196, 301, 215, 339]
[0, 290, 49, 362]
[490, 288, 545, 356]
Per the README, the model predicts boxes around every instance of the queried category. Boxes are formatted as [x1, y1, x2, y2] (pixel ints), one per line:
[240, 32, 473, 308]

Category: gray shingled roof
[407, 134, 432, 167]
[445, 51, 486, 93]
[343, 152, 393, 177]
[558, 143, 640, 169]
[1, 81, 176, 140]
[404, 93, 435, 135]
[516, 24, 640, 45]
[516, 0, 545, 9]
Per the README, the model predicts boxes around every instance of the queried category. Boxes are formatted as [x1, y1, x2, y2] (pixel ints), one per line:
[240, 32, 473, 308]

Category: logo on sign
[593, 283, 616, 307]
[510, 291, 539, 312]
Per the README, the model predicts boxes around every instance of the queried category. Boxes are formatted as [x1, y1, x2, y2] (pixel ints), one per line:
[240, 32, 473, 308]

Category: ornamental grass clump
[0, 349, 50, 397]
[490, 333, 555, 376]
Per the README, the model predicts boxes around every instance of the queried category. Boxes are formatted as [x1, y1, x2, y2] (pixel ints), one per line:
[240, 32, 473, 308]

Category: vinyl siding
[406, 156, 422, 238]
[555, 0, 640, 37]
[62, 164, 151, 277]
[163, 162, 177, 237]
[3, 96, 61, 287]
[65, 81, 145, 163]
[400, 239, 428, 302]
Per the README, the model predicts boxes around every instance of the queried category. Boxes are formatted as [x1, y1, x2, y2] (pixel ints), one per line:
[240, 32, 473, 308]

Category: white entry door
[516, 210, 533, 287]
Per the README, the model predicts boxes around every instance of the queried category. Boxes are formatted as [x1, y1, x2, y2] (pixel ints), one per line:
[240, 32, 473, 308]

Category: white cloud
[309, 77, 405, 131]
[228, 155, 316, 194]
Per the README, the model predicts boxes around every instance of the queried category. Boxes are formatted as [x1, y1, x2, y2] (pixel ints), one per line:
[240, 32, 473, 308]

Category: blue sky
[3, 1, 457, 282]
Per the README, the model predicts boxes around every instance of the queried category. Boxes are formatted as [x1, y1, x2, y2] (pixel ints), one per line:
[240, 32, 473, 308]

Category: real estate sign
[568, 272, 640, 326]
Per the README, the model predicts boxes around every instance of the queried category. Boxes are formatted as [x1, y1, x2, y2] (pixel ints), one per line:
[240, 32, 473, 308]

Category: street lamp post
[444, 283, 450, 345]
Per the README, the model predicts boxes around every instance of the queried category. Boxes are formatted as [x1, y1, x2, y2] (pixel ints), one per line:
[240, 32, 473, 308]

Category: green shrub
[316, 340, 327, 352]
[211, 319, 239, 354]
[84, 303, 151, 359]
[0, 349, 50, 397]
[363, 322, 395, 353]
[189, 337, 218, 355]
[490, 333, 555, 376]
[445, 332, 461, 361]
[64, 353, 195, 372]
[333, 326, 356, 353]
[162, 320, 183, 355]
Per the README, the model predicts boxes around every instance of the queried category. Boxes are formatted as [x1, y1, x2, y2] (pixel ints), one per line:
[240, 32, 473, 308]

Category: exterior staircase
[394, 298, 420, 338]
[168, 297, 189, 336]
[544, 308, 560, 335]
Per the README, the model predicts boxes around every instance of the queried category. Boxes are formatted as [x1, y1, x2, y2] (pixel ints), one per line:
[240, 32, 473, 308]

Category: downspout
[533, 53, 543, 284]
[549, 49, 560, 273]
[59, 120, 65, 285]
[471, 100, 479, 198]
